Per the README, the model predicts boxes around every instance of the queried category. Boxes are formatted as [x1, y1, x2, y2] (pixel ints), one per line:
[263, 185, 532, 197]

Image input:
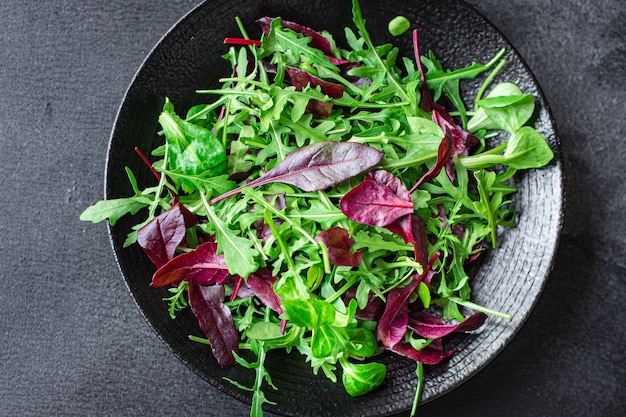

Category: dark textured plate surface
[105, 1, 563, 416]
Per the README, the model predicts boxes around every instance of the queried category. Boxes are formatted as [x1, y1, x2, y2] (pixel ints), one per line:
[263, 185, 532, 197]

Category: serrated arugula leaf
[202, 194, 260, 278]
[79, 196, 151, 226]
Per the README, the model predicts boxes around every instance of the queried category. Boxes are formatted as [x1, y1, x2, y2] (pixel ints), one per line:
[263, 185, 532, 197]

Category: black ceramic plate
[105, 1, 563, 416]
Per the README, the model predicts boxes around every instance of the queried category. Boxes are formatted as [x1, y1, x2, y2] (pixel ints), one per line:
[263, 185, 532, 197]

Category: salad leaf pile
[81, 0, 554, 415]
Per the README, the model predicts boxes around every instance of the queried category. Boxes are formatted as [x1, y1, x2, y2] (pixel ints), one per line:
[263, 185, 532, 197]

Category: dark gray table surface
[1, 0, 624, 416]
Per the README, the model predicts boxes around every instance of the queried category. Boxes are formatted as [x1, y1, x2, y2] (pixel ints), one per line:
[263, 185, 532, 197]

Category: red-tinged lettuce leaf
[390, 341, 455, 365]
[408, 311, 487, 339]
[137, 203, 196, 268]
[314, 227, 363, 267]
[246, 268, 284, 314]
[340, 170, 414, 227]
[257, 16, 333, 55]
[211, 141, 382, 203]
[376, 275, 423, 348]
[285, 66, 344, 99]
[151, 241, 229, 288]
[409, 125, 452, 193]
[188, 283, 239, 368]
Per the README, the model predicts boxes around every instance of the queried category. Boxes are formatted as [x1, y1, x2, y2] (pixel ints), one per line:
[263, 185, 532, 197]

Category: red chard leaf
[384, 214, 414, 245]
[376, 275, 422, 348]
[246, 268, 284, 314]
[188, 283, 239, 368]
[340, 170, 413, 227]
[431, 108, 480, 180]
[151, 241, 229, 288]
[344, 288, 385, 321]
[137, 203, 196, 268]
[408, 311, 487, 339]
[285, 66, 344, 99]
[211, 141, 382, 203]
[390, 341, 454, 365]
[409, 124, 452, 192]
[256, 17, 333, 55]
[314, 227, 363, 267]
[305, 100, 334, 119]
[411, 215, 429, 268]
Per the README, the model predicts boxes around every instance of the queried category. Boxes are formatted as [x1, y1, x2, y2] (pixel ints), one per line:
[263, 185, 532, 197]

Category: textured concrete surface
[0, 0, 624, 416]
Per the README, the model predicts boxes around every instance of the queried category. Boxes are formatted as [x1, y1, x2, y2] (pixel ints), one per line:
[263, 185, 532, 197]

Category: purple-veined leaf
[137, 203, 196, 268]
[339, 170, 413, 227]
[188, 283, 239, 368]
[408, 311, 487, 339]
[211, 141, 382, 203]
[151, 241, 229, 288]
[314, 227, 363, 267]
[257, 17, 333, 55]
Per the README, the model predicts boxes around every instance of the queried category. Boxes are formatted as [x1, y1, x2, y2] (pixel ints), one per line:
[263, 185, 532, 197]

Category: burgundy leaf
[390, 341, 455, 365]
[285, 66, 344, 99]
[246, 271, 284, 314]
[344, 288, 385, 321]
[211, 141, 382, 203]
[188, 283, 239, 368]
[151, 241, 229, 288]
[137, 203, 196, 268]
[385, 214, 414, 245]
[339, 170, 414, 227]
[314, 227, 363, 267]
[408, 311, 487, 339]
[257, 17, 333, 55]
[409, 125, 452, 193]
[251, 193, 286, 243]
[376, 275, 423, 348]
[366, 170, 412, 201]
[431, 108, 480, 181]
[411, 215, 429, 269]
[305, 100, 334, 119]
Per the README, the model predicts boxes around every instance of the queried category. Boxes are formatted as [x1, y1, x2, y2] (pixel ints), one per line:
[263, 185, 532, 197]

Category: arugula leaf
[79, 195, 150, 226]
[201, 193, 260, 278]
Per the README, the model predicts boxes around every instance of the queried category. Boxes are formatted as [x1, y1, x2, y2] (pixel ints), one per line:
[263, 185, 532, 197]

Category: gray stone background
[1, 0, 624, 416]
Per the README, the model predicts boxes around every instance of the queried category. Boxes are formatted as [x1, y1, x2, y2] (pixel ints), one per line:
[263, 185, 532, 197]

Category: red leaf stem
[223, 37, 262, 47]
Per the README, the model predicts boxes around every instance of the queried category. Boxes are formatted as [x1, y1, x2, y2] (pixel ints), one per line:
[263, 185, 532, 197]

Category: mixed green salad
[81, 1, 554, 415]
